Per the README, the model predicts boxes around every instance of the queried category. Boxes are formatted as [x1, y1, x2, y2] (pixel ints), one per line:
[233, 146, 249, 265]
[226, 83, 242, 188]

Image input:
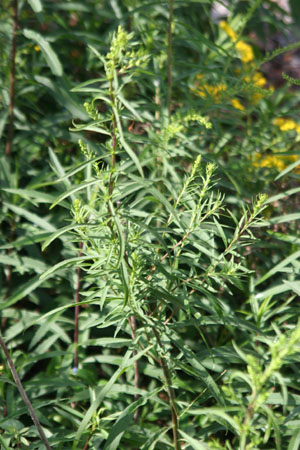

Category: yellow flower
[274, 117, 300, 132]
[191, 80, 226, 102]
[252, 72, 267, 87]
[231, 98, 245, 111]
[253, 153, 286, 171]
[34, 45, 41, 52]
[253, 151, 300, 173]
[235, 41, 254, 63]
[220, 21, 254, 63]
[243, 71, 268, 103]
[219, 21, 237, 40]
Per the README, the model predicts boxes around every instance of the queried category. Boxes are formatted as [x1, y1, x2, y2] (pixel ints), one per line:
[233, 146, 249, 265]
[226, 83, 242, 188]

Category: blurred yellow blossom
[235, 41, 254, 63]
[252, 72, 267, 87]
[231, 98, 245, 110]
[274, 118, 300, 133]
[34, 45, 41, 52]
[245, 71, 268, 103]
[220, 21, 254, 63]
[254, 152, 300, 173]
[219, 21, 237, 40]
[191, 74, 227, 101]
[253, 153, 286, 171]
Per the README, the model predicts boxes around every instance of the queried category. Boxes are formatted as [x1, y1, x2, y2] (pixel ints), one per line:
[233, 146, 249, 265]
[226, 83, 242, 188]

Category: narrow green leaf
[112, 104, 144, 177]
[179, 430, 208, 450]
[188, 407, 240, 432]
[36, 78, 87, 120]
[118, 93, 143, 122]
[0, 254, 48, 273]
[108, 200, 125, 268]
[27, 0, 43, 13]
[256, 249, 300, 286]
[23, 29, 63, 76]
[85, 338, 131, 347]
[42, 223, 95, 251]
[70, 123, 110, 135]
[256, 213, 300, 226]
[3, 202, 56, 232]
[288, 429, 300, 450]
[0, 111, 8, 139]
[103, 388, 161, 450]
[72, 346, 152, 448]
[275, 158, 300, 180]
[49, 147, 71, 186]
[266, 186, 300, 204]
[260, 404, 281, 450]
[49, 179, 101, 209]
[120, 260, 129, 305]
[2, 188, 63, 205]
[39, 256, 95, 280]
[70, 78, 106, 91]
[0, 232, 51, 250]
[148, 186, 181, 227]
[172, 336, 226, 405]
[255, 282, 292, 300]
[283, 280, 300, 296]
[0, 273, 52, 310]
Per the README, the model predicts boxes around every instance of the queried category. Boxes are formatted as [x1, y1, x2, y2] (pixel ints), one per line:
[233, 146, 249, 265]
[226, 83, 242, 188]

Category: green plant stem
[129, 315, 140, 422]
[109, 78, 117, 193]
[153, 328, 180, 450]
[73, 242, 83, 373]
[5, 0, 18, 157]
[167, 0, 174, 116]
[107, 76, 117, 229]
[0, 333, 52, 450]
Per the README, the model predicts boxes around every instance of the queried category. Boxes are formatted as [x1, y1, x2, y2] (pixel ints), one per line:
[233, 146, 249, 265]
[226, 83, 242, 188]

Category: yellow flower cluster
[254, 153, 300, 172]
[220, 21, 254, 64]
[254, 118, 300, 172]
[191, 22, 269, 110]
[191, 21, 300, 174]
[274, 117, 300, 133]
[220, 21, 270, 105]
[231, 98, 244, 111]
[191, 74, 226, 100]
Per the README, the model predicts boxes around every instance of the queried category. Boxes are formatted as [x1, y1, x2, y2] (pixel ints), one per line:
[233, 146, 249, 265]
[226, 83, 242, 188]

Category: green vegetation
[1, 1, 300, 448]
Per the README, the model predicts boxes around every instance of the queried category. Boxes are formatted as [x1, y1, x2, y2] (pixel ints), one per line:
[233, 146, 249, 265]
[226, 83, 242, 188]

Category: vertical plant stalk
[167, 0, 174, 116]
[0, 333, 52, 450]
[5, 0, 18, 157]
[129, 316, 140, 422]
[153, 328, 180, 450]
[82, 422, 97, 450]
[108, 77, 117, 227]
[73, 242, 83, 373]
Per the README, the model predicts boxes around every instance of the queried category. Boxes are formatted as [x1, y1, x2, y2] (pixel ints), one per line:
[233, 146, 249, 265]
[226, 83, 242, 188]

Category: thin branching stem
[0, 333, 52, 450]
